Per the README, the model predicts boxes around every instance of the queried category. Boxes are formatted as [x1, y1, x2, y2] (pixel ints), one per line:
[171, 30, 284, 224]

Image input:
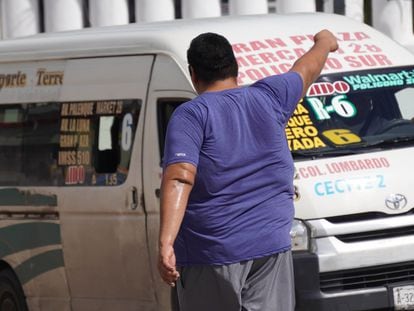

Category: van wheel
[0, 269, 28, 311]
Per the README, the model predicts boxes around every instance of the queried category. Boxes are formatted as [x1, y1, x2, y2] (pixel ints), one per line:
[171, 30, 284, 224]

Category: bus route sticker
[392, 285, 414, 310]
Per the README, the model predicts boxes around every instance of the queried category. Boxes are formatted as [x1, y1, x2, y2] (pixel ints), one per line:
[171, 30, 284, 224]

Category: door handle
[130, 186, 138, 210]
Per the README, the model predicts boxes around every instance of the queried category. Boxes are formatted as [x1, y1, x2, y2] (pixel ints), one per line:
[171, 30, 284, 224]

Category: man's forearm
[159, 179, 192, 247]
[295, 43, 331, 88]
[159, 163, 196, 248]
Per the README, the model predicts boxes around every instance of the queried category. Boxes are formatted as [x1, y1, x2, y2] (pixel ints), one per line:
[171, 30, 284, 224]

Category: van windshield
[287, 66, 414, 158]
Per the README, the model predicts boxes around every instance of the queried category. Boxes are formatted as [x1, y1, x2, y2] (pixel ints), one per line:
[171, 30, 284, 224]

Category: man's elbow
[163, 162, 197, 186]
[292, 60, 324, 93]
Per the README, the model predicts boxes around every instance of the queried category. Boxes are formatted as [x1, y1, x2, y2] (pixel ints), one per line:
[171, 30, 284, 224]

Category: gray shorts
[172, 251, 295, 311]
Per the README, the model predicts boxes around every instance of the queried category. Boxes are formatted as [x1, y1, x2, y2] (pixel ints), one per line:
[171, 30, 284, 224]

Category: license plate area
[391, 285, 414, 310]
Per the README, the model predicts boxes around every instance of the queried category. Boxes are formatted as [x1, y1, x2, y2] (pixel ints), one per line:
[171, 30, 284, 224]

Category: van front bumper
[293, 252, 397, 311]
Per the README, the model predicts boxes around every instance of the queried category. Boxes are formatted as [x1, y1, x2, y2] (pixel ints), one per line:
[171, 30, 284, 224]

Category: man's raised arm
[290, 29, 339, 97]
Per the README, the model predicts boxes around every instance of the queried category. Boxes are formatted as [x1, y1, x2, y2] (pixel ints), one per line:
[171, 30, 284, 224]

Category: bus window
[0, 103, 60, 186]
[0, 99, 141, 186]
[395, 88, 414, 120]
[157, 98, 190, 163]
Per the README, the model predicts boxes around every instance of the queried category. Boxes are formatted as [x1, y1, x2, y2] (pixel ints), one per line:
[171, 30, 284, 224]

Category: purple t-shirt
[163, 72, 303, 266]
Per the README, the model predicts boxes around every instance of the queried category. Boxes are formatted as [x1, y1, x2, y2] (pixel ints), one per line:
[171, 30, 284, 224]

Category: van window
[0, 99, 141, 186]
[395, 88, 414, 120]
[157, 98, 190, 163]
[287, 65, 414, 157]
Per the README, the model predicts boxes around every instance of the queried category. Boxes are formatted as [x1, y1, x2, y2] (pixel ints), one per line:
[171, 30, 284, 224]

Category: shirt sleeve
[252, 72, 303, 124]
[162, 104, 204, 169]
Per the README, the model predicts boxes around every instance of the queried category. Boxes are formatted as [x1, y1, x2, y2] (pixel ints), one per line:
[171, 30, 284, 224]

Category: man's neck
[200, 77, 238, 94]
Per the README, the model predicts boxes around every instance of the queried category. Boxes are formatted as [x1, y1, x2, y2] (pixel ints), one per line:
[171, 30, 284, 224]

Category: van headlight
[290, 219, 309, 251]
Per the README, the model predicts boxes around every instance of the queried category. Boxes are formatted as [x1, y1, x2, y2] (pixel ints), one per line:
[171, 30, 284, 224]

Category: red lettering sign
[307, 81, 350, 97]
[65, 165, 85, 185]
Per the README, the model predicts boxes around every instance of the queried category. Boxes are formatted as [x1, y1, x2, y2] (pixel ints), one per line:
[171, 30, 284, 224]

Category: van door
[142, 55, 195, 309]
[55, 56, 157, 311]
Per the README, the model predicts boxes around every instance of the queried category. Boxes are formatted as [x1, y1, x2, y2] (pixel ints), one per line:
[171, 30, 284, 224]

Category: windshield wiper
[363, 135, 414, 149]
[291, 148, 361, 159]
[291, 136, 414, 159]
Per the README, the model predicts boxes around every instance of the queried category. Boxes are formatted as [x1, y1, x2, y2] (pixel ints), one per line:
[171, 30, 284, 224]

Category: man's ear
[189, 66, 198, 84]
[188, 65, 203, 94]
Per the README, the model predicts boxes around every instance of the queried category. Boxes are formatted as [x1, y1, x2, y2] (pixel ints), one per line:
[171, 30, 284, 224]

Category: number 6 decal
[322, 129, 361, 145]
[331, 95, 357, 118]
[122, 113, 133, 151]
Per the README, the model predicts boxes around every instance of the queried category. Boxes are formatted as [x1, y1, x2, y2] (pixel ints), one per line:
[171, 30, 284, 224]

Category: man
[158, 30, 338, 310]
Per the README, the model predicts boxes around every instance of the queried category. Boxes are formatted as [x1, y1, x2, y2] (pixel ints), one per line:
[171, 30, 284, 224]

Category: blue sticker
[314, 174, 385, 196]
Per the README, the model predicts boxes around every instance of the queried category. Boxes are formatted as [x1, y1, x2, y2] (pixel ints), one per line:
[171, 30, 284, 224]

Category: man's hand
[158, 244, 180, 287]
[314, 29, 339, 53]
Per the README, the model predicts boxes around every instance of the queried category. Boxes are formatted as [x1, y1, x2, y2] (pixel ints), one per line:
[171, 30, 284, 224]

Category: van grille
[325, 208, 414, 224]
[320, 261, 414, 293]
[336, 226, 414, 243]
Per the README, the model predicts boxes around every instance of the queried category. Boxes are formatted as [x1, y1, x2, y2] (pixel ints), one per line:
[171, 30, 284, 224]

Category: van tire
[0, 269, 28, 311]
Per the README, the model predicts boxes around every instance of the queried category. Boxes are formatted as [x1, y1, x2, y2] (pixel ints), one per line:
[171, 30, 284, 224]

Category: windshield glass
[287, 66, 414, 158]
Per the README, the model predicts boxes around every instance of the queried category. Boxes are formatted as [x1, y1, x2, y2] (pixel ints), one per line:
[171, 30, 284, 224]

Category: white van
[0, 13, 413, 311]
